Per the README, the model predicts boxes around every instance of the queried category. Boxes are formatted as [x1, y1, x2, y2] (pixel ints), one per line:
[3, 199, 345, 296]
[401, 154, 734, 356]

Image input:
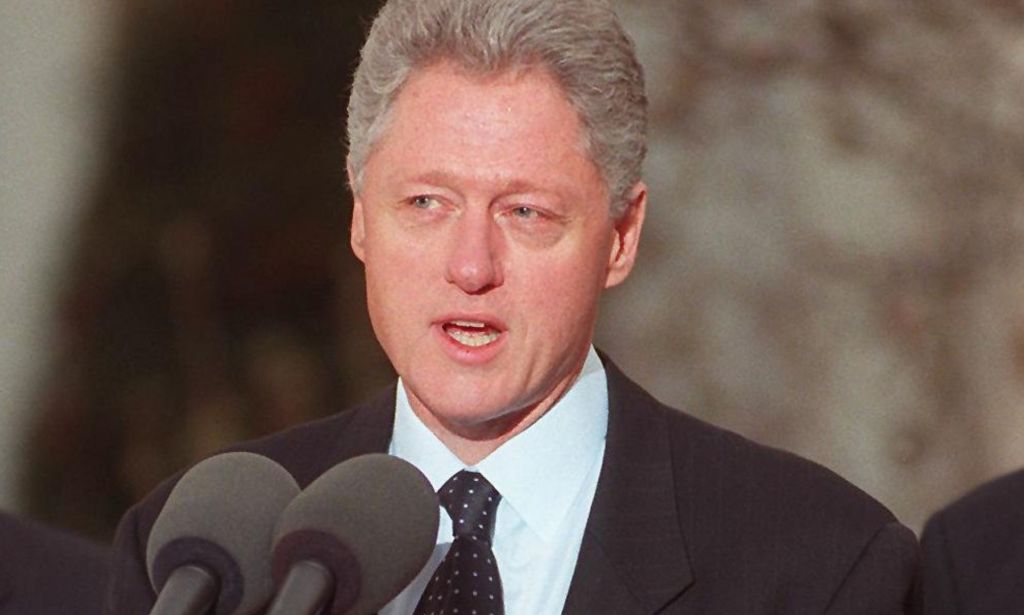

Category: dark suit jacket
[914, 468, 1024, 615]
[0, 512, 110, 615]
[105, 358, 917, 614]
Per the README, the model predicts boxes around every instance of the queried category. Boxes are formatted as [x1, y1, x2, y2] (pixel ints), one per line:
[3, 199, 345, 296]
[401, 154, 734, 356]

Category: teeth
[450, 320, 487, 328]
[447, 328, 501, 347]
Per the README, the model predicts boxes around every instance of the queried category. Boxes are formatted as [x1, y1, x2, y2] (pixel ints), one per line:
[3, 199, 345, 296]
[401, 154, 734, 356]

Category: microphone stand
[266, 560, 335, 615]
[150, 565, 219, 615]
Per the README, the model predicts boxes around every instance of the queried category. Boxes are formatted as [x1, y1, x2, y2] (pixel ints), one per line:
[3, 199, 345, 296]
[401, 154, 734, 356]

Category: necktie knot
[439, 470, 501, 542]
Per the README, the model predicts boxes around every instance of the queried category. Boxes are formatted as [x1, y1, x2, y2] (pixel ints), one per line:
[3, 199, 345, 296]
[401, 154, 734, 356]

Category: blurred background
[2, 0, 1023, 541]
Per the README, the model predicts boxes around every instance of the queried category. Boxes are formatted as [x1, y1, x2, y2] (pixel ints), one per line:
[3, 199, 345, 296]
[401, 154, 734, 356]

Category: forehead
[364, 61, 603, 197]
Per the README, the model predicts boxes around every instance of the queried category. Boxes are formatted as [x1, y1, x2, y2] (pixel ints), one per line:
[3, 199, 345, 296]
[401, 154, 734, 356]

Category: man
[914, 468, 1024, 614]
[0, 511, 110, 615]
[106, 0, 918, 613]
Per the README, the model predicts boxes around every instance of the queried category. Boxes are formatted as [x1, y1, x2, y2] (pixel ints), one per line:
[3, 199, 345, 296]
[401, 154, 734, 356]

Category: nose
[445, 210, 504, 294]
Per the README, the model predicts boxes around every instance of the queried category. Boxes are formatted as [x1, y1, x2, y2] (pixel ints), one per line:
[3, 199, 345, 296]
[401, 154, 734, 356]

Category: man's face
[350, 61, 644, 441]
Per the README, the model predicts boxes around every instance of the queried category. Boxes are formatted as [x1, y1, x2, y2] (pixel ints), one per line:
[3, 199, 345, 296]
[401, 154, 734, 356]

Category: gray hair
[346, 0, 648, 217]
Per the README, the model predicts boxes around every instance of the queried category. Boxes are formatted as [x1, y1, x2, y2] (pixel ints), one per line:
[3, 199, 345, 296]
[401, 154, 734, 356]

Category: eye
[410, 195, 441, 210]
[511, 206, 539, 219]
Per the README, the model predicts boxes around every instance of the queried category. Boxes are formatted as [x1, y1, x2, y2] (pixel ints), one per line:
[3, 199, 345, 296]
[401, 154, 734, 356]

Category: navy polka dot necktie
[414, 470, 504, 615]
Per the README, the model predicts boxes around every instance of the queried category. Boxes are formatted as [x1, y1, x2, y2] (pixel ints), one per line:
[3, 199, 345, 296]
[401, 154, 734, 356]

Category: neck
[428, 408, 539, 465]
[402, 349, 594, 465]
[407, 369, 584, 466]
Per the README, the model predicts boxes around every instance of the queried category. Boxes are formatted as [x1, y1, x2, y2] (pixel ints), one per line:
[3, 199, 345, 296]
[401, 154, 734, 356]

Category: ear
[347, 160, 367, 263]
[604, 181, 647, 289]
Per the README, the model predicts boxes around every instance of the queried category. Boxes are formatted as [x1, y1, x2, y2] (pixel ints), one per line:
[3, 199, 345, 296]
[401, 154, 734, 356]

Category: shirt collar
[389, 384, 465, 494]
[389, 346, 609, 543]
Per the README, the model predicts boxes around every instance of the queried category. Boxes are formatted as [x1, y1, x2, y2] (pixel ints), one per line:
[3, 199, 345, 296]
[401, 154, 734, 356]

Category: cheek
[363, 232, 440, 322]
[363, 223, 431, 284]
[365, 257, 419, 317]
[363, 246, 414, 329]
[517, 255, 606, 325]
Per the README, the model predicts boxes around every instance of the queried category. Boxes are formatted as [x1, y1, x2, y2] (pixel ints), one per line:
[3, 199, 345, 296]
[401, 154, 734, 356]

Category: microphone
[267, 453, 440, 615]
[146, 452, 300, 615]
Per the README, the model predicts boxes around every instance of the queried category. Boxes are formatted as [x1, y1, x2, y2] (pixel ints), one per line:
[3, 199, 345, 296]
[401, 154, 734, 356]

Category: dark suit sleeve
[0, 513, 111, 615]
[823, 521, 919, 615]
[104, 505, 158, 614]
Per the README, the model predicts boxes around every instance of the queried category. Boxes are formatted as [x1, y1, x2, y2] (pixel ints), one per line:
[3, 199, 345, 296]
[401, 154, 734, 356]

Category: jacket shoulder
[928, 467, 1024, 532]
[105, 387, 394, 613]
[668, 404, 898, 528]
[121, 385, 395, 558]
[923, 467, 1024, 566]
[223, 384, 395, 486]
[605, 359, 913, 610]
[918, 468, 1024, 613]
[607, 360, 899, 534]
[665, 402, 916, 611]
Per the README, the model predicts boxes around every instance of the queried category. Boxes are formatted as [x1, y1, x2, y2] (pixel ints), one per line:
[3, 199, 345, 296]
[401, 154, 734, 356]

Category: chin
[429, 394, 509, 424]
[419, 388, 525, 427]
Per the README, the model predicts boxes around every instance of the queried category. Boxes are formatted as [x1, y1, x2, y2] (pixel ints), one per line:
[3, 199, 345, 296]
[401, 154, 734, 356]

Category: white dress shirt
[380, 346, 608, 615]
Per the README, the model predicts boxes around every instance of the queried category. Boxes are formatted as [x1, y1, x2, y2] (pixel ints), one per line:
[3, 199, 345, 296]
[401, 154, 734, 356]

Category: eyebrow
[406, 171, 554, 197]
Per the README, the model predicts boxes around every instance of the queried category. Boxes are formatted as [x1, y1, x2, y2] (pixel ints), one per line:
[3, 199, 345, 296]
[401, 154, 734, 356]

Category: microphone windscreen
[146, 452, 300, 615]
[272, 453, 439, 615]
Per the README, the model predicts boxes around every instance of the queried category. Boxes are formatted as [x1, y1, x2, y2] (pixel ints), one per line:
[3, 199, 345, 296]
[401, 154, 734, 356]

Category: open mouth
[442, 319, 502, 348]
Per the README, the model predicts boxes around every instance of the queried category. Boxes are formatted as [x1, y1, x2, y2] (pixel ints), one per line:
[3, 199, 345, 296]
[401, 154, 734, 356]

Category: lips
[441, 319, 503, 348]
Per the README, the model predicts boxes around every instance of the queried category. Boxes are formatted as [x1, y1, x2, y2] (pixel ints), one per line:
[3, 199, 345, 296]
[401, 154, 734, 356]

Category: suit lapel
[563, 359, 694, 614]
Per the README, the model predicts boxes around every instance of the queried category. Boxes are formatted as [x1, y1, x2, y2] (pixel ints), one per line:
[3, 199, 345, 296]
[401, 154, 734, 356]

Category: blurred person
[914, 468, 1024, 614]
[0, 511, 109, 615]
[106, 0, 917, 613]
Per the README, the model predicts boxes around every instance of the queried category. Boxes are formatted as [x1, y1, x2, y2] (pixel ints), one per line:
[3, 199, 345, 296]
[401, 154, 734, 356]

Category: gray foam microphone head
[271, 453, 440, 615]
[146, 452, 300, 615]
